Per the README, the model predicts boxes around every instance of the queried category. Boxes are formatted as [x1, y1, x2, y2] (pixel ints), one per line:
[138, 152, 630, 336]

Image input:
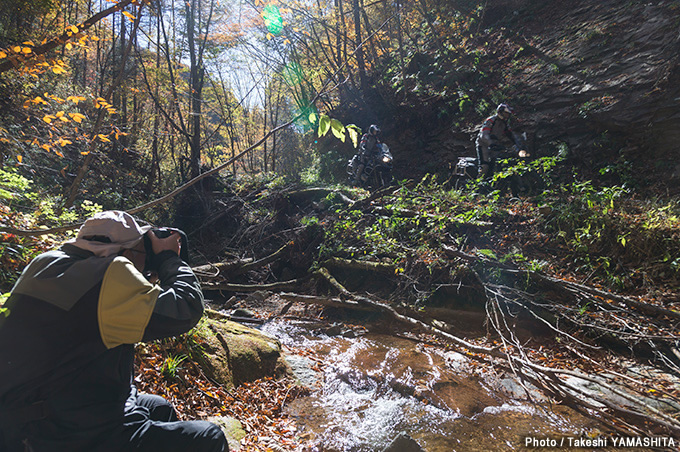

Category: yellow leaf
[55, 150, 64, 157]
[22, 41, 35, 46]
[122, 11, 136, 20]
[80, 151, 90, 155]
[58, 116, 70, 122]
[12, 46, 21, 53]
[91, 36, 100, 41]
[52, 66, 66, 74]
[21, 47, 32, 54]
[69, 25, 79, 33]
[65, 43, 73, 50]
[0, 51, 6, 59]
[41, 143, 51, 151]
[55, 111, 64, 117]
[69, 113, 85, 123]
[67, 96, 86, 104]
[43, 115, 54, 123]
[17, 155, 22, 163]
[98, 134, 111, 143]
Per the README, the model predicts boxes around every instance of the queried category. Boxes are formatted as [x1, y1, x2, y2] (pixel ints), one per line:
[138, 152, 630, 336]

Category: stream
[259, 318, 605, 452]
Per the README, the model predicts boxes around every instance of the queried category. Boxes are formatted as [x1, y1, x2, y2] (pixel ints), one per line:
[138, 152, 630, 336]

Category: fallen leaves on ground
[135, 340, 309, 451]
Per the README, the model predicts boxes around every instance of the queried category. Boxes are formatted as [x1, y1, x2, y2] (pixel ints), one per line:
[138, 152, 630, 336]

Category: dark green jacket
[0, 244, 204, 451]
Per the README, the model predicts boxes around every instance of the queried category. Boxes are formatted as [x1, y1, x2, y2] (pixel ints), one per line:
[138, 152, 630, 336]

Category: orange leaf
[17, 155, 23, 163]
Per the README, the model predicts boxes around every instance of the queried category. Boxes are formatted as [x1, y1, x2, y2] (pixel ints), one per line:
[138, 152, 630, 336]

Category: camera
[143, 228, 190, 272]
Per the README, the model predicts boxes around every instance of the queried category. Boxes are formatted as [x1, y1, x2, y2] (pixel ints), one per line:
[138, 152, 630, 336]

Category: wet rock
[207, 416, 245, 451]
[196, 318, 291, 388]
[244, 291, 270, 304]
[563, 374, 680, 414]
[324, 324, 344, 336]
[382, 433, 424, 452]
[285, 354, 321, 387]
[232, 308, 255, 318]
[342, 329, 358, 338]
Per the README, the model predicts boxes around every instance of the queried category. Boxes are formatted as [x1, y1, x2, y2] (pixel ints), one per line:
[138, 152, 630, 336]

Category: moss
[196, 317, 290, 388]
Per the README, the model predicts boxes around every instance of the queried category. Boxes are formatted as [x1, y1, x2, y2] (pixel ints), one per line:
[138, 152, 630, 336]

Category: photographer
[0, 211, 227, 451]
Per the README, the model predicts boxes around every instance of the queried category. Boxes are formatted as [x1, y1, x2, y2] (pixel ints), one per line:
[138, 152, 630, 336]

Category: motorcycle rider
[353, 124, 382, 185]
[476, 103, 525, 179]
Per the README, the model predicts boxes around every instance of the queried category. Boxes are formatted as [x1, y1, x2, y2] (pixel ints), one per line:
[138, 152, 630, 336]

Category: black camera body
[143, 228, 190, 272]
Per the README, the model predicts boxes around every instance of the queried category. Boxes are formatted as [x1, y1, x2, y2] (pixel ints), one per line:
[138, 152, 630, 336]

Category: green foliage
[0, 292, 9, 317]
[314, 114, 361, 148]
[161, 353, 187, 380]
[300, 154, 321, 185]
[0, 168, 32, 201]
[539, 179, 680, 289]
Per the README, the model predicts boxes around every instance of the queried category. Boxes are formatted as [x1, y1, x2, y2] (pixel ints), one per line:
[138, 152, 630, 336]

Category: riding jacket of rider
[0, 244, 204, 451]
[359, 133, 381, 161]
[476, 114, 518, 161]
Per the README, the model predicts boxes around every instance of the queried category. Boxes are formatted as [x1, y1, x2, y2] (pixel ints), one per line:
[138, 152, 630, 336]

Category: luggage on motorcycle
[454, 157, 478, 178]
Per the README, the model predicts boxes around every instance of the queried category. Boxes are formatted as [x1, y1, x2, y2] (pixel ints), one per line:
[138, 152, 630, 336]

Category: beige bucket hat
[66, 210, 152, 257]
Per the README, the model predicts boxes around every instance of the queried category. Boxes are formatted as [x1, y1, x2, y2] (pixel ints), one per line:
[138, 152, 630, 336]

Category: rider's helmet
[496, 103, 513, 119]
[368, 124, 381, 136]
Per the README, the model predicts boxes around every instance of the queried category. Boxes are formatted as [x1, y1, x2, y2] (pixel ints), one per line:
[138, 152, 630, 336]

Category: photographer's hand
[146, 230, 181, 256]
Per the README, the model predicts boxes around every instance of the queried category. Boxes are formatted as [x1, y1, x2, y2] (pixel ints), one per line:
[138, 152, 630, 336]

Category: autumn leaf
[0, 51, 6, 59]
[43, 115, 55, 124]
[122, 11, 136, 20]
[69, 113, 85, 123]
[17, 155, 22, 163]
[67, 96, 86, 104]
[98, 134, 111, 143]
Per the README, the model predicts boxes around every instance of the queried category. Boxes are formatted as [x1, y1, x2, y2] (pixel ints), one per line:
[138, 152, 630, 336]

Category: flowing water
[261, 319, 605, 452]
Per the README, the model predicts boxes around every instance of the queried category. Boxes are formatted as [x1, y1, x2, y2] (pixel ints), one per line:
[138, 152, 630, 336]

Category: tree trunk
[352, 0, 367, 93]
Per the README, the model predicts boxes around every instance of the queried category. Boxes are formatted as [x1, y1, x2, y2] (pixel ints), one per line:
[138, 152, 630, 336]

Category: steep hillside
[356, 0, 680, 193]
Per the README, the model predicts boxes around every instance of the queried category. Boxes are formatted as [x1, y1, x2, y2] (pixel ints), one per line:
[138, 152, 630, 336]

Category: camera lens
[153, 228, 173, 239]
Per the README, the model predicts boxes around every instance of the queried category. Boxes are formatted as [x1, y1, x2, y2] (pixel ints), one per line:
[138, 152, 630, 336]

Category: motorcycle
[347, 143, 394, 190]
[451, 145, 542, 196]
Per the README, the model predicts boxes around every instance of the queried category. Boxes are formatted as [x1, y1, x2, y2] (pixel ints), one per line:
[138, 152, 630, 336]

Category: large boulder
[196, 311, 290, 389]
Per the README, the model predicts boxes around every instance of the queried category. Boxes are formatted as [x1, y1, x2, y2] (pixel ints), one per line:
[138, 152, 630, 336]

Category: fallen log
[321, 257, 397, 276]
[193, 242, 293, 278]
[285, 188, 354, 206]
[203, 277, 309, 293]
